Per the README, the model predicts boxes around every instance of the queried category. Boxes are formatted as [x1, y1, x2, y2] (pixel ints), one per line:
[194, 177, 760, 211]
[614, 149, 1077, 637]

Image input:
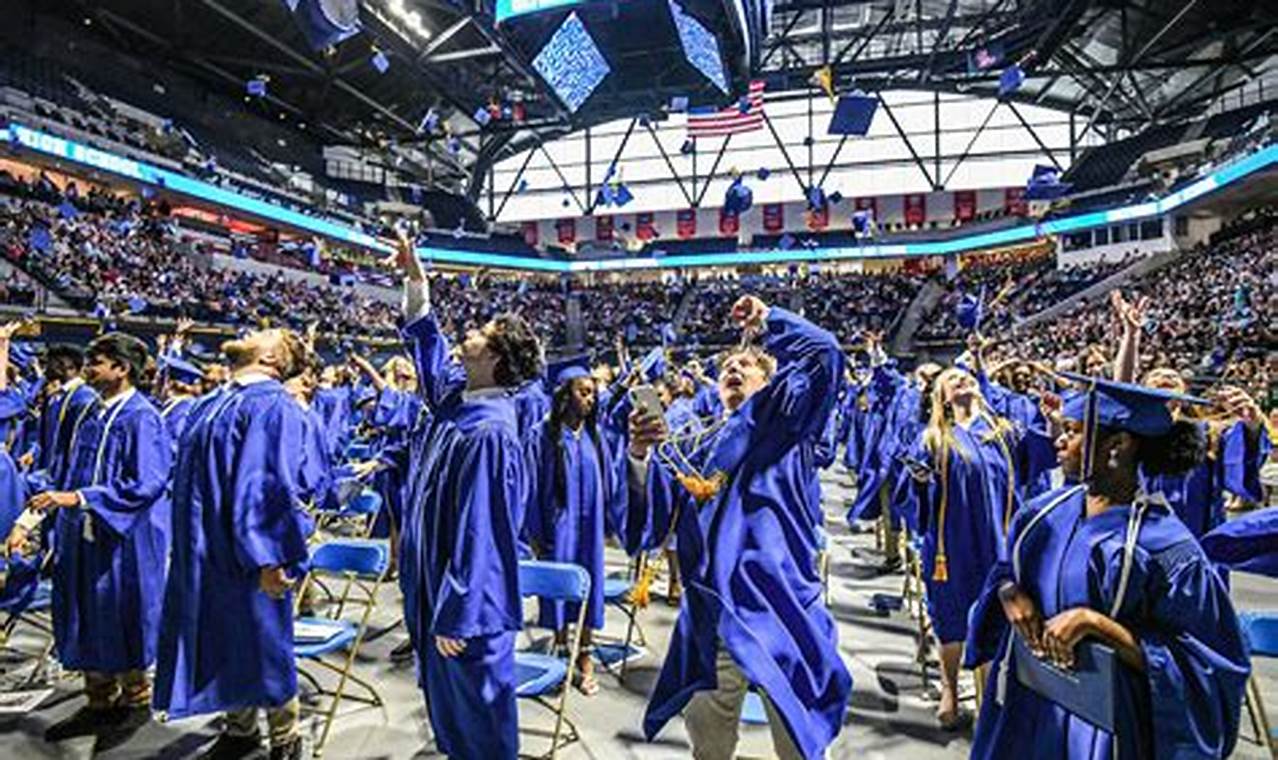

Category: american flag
[686, 80, 766, 138]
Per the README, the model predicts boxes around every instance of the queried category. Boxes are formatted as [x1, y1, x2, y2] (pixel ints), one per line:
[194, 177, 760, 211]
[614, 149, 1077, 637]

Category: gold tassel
[932, 554, 949, 582]
[628, 563, 658, 609]
[676, 471, 726, 504]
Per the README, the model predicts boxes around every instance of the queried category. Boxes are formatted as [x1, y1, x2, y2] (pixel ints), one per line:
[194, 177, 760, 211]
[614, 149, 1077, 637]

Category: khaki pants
[84, 670, 150, 709]
[224, 696, 301, 748]
[685, 647, 804, 760]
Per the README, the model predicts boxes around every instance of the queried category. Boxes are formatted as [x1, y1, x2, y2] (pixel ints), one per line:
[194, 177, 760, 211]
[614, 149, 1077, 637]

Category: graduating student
[965, 376, 1249, 759]
[627, 296, 851, 760]
[394, 234, 542, 759]
[1110, 291, 1272, 537]
[153, 327, 314, 760]
[26, 343, 97, 485]
[18, 333, 173, 740]
[1202, 505, 1278, 577]
[910, 365, 1053, 729]
[0, 322, 31, 539]
[523, 356, 626, 696]
[157, 356, 204, 451]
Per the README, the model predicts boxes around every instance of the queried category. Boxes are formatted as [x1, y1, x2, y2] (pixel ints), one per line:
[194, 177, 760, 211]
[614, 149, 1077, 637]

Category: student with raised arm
[627, 295, 851, 760]
[394, 233, 542, 759]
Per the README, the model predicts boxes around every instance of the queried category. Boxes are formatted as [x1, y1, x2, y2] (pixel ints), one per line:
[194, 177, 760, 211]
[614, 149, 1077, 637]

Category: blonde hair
[382, 355, 418, 391]
[921, 367, 1014, 461]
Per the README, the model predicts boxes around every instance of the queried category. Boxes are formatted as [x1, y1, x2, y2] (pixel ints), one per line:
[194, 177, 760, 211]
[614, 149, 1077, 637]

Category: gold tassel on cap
[932, 554, 949, 582]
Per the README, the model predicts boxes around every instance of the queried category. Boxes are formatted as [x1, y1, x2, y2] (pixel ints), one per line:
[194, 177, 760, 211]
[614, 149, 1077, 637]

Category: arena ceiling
[30, 0, 1278, 198]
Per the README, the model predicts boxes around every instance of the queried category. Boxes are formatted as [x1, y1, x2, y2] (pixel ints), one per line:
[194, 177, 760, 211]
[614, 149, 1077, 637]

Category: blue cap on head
[639, 347, 667, 383]
[161, 356, 205, 385]
[1059, 372, 1207, 438]
[9, 343, 34, 371]
[547, 354, 591, 388]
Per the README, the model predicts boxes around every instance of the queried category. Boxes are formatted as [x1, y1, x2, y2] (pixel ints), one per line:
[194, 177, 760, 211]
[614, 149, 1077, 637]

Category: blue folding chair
[316, 488, 382, 539]
[293, 540, 389, 757]
[596, 554, 650, 682]
[516, 560, 590, 760]
[1240, 612, 1278, 752]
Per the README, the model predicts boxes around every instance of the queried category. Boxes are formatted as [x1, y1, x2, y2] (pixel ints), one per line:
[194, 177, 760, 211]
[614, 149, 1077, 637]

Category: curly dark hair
[1135, 419, 1207, 477]
[487, 314, 543, 387]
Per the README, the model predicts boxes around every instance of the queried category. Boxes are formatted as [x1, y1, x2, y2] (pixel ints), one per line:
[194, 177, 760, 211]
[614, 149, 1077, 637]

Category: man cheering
[628, 296, 851, 760]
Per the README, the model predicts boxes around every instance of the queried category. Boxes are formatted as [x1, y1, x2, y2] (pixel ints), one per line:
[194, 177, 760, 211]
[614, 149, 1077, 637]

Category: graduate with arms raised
[626, 295, 851, 760]
[153, 327, 315, 760]
[394, 232, 542, 760]
[964, 374, 1250, 759]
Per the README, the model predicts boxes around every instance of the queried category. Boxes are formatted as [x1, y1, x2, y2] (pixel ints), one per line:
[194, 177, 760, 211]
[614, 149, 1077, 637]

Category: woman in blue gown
[524, 359, 625, 696]
[911, 365, 1054, 728]
[965, 376, 1250, 759]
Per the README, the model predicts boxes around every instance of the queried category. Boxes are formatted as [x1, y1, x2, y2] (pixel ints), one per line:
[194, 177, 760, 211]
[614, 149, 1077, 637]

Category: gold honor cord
[655, 414, 730, 505]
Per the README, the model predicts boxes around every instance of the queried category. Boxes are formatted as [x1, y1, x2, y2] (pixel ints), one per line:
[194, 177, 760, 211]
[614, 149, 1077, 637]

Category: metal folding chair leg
[1245, 673, 1274, 751]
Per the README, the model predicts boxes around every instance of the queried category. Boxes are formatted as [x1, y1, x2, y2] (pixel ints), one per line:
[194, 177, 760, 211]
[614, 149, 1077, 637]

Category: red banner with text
[676, 209, 697, 239]
[903, 193, 927, 227]
[762, 203, 784, 232]
[555, 218, 576, 245]
[953, 190, 976, 222]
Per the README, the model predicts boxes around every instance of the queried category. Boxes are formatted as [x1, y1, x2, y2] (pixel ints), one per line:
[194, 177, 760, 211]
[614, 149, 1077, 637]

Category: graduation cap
[998, 63, 1025, 96]
[246, 76, 268, 97]
[805, 185, 827, 211]
[371, 49, 391, 74]
[473, 107, 493, 127]
[547, 354, 591, 388]
[755, 167, 770, 181]
[954, 287, 984, 331]
[1024, 163, 1072, 200]
[680, 139, 695, 155]
[418, 108, 440, 135]
[9, 343, 34, 371]
[778, 233, 796, 250]
[669, 95, 689, 113]
[851, 209, 874, 236]
[827, 93, 878, 136]
[638, 347, 667, 382]
[723, 176, 753, 215]
[160, 355, 205, 385]
[1059, 372, 1209, 479]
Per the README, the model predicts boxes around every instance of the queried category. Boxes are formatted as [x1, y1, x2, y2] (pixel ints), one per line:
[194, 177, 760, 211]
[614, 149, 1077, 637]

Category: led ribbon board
[9, 123, 1277, 273]
[8, 123, 391, 253]
[495, 0, 597, 23]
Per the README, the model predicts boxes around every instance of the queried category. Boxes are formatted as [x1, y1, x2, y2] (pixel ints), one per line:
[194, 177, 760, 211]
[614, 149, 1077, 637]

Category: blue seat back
[519, 560, 590, 603]
[344, 442, 371, 461]
[1241, 612, 1278, 657]
[310, 540, 389, 578]
[346, 490, 383, 515]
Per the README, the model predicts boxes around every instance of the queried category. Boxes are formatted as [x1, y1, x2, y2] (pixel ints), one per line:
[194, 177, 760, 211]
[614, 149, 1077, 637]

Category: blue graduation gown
[160, 396, 196, 456]
[38, 380, 98, 485]
[633, 308, 852, 760]
[514, 379, 551, 435]
[313, 386, 353, 462]
[844, 367, 902, 523]
[154, 380, 315, 718]
[965, 487, 1250, 759]
[401, 311, 524, 760]
[524, 420, 625, 630]
[368, 388, 420, 535]
[1142, 420, 1271, 539]
[979, 375, 1057, 500]
[1202, 506, 1278, 577]
[51, 390, 172, 672]
[914, 416, 1022, 645]
[0, 389, 29, 539]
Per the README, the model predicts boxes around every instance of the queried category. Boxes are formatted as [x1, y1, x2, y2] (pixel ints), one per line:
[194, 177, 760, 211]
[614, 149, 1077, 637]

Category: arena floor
[0, 466, 1274, 759]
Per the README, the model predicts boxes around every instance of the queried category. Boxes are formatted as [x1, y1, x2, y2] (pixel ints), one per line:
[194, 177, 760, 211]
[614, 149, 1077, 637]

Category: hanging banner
[806, 203, 829, 230]
[521, 221, 539, 247]
[676, 208, 697, 239]
[719, 208, 739, 236]
[953, 190, 977, 222]
[595, 214, 614, 242]
[636, 212, 656, 240]
[762, 203, 784, 232]
[1005, 186, 1027, 215]
[903, 193, 927, 227]
[555, 218, 576, 245]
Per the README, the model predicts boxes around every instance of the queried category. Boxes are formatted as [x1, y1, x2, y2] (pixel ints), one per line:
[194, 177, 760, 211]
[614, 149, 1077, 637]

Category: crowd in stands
[991, 213, 1276, 400]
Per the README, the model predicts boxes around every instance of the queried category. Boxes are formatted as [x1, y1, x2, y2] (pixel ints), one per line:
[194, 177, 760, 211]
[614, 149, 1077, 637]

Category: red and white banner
[953, 190, 976, 222]
[635, 212, 656, 240]
[719, 208, 739, 236]
[595, 214, 614, 242]
[903, 193, 927, 227]
[676, 209, 697, 239]
[555, 218, 576, 245]
[1005, 186, 1027, 215]
[521, 221, 538, 247]
[762, 203, 784, 232]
